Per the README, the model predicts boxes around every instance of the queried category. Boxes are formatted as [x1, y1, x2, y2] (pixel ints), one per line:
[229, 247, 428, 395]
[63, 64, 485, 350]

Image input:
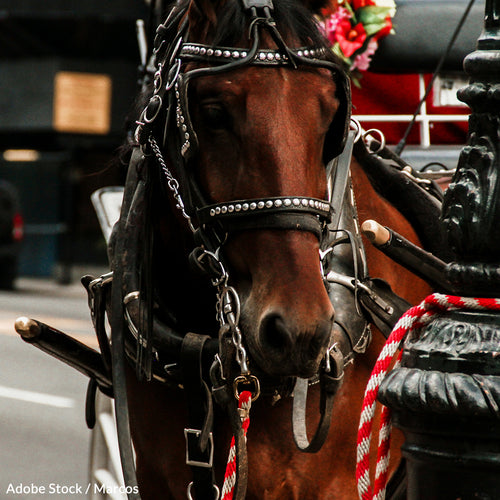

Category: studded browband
[173, 43, 332, 157]
[180, 43, 327, 65]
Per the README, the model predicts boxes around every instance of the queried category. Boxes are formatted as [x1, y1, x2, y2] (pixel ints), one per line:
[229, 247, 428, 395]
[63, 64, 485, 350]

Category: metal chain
[194, 246, 250, 377]
[149, 133, 256, 393]
[149, 135, 196, 233]
[217, 285, 249, 375]
[149, 132, 254, 389]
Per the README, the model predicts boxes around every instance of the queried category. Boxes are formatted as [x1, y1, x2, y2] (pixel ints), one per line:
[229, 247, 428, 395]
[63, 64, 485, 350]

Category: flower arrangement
[319, 0, 396, 84]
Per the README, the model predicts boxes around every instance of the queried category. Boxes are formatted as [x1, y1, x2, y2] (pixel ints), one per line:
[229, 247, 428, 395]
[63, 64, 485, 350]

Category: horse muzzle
[244, 306, 334, 379]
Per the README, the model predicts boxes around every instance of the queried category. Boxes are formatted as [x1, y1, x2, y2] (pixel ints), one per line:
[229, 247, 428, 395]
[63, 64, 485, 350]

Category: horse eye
[199, 103, 231, 130]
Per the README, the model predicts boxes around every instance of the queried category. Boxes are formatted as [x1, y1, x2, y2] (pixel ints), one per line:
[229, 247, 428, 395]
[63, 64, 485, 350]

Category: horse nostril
[260, 313, 293, 352]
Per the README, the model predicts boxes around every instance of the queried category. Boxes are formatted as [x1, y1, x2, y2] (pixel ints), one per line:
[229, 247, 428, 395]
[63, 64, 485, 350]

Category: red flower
[351, 0, 376, 10]
[374, 16, 393, 41]
[336, 20, 367, 58]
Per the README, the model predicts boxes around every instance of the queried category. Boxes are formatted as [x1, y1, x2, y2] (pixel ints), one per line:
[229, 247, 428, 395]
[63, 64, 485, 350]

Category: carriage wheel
[88, 391, 128, 500]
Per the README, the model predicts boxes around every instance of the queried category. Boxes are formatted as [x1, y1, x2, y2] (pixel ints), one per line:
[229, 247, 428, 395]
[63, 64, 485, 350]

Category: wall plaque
[53, 72, 112, 134]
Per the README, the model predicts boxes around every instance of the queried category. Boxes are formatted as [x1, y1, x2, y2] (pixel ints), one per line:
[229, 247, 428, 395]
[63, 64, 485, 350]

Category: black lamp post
[378, 1, 500, 498]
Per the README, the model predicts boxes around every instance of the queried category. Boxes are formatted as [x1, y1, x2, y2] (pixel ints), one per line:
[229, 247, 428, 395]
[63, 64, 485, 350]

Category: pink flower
[350, 38, 378, 71]
[322, 7, 351, 46]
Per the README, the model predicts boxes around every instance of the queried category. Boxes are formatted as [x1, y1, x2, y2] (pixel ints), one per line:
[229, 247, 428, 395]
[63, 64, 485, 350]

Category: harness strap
[292, 348, 344, 453]
[328, 130, 356, 232]
[82, 273, 114, 430]
[107, 147, 145, 500]
[181, 333, 218, 500]
[356, 278, 411, 339]
[110, 223, 142, 500]
[211, 213, 327, 240]
[82, 273, 113, 373]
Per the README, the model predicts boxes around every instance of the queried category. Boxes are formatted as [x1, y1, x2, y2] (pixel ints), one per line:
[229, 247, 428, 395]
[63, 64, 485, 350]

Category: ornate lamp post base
[371, 1, 500, 498]
[380, 309, 500, 498]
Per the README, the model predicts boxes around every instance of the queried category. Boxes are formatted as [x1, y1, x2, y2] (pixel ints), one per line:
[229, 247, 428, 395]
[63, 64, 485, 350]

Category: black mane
[212, 0, 331, 51]
[169, 0, 335, 57]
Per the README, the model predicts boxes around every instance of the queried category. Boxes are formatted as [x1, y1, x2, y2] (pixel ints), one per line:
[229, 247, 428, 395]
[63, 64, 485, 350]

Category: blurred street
[0, 273, 104, 499]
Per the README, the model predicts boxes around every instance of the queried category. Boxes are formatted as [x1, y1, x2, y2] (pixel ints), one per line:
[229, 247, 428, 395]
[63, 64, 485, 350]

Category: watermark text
[5, 482, 139, 496]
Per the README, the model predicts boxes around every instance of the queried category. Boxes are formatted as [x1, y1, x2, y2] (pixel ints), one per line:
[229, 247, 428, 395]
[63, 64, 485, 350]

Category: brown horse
[107, 0, 433, 499]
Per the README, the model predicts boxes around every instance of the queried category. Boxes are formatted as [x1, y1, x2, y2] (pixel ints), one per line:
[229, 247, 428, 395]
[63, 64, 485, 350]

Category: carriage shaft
[362, 219, 450, 291]
[15, 317, 112, 395]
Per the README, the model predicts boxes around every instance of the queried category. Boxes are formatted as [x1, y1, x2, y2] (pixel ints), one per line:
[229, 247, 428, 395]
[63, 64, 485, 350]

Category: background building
[0, 0, 148, 280]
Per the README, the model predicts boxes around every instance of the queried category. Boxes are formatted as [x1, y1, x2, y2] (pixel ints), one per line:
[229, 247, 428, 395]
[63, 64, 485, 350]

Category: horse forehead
[194, 66, 338, 109]
[258, 68, 337, 112]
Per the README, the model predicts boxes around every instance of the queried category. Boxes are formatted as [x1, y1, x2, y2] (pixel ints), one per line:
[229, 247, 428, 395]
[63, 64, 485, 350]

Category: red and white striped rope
[356, 293, 500, 500]
[221, 390, 252, 500]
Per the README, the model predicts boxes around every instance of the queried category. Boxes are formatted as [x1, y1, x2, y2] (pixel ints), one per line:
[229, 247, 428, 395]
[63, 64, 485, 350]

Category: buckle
[184, 428, 214, 468]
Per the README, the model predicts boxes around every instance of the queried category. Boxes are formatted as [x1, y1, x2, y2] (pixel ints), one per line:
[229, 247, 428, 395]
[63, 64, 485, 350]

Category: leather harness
[82, 1, 446, 499]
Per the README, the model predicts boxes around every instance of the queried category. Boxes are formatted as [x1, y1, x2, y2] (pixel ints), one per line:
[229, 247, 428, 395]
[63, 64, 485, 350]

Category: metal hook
[362, 128, 386, 154]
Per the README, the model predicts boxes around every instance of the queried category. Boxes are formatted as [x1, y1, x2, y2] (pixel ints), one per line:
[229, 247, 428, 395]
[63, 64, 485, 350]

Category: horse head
[131, 0, 351, 382]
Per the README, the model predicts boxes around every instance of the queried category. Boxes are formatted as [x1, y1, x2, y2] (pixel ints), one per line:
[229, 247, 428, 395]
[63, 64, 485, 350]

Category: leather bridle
[112, 1, 363, 499]
[134, 0, 351, 252]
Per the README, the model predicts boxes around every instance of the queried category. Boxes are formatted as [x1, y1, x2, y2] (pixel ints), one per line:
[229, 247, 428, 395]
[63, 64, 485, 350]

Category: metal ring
[165, 59, 181, 92]
[193, 249, 227, 286]
[153, 63, 163, 93]
[143, 94, 163, 124]
[153, 38, 165, 56]
[233, 374, 261, 402]
[124, 291, 140, 305]
[187, 482, 220, 500]
[362, 128, 386, 154]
